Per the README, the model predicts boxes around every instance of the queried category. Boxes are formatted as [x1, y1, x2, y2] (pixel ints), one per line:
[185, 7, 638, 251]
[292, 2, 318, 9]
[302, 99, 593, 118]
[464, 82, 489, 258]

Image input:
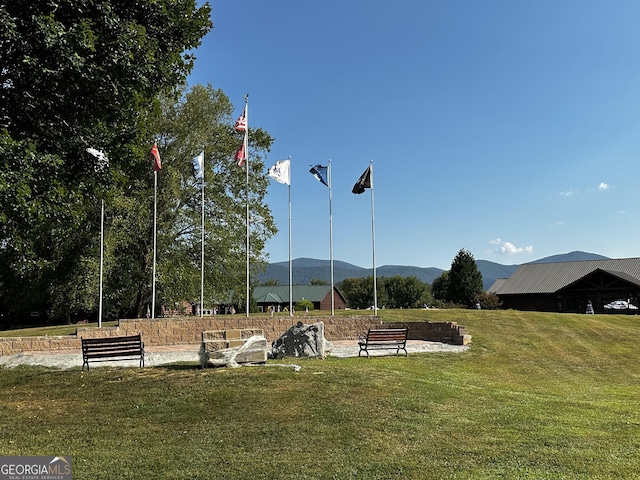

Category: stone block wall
[387, 321, 471, 345]
[0, 336, 79, 356]
[0, 315, 469, 355]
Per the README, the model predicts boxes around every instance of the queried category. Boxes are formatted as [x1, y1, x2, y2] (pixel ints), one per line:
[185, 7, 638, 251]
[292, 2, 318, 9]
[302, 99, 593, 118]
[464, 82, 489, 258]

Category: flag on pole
[268, 159, 291, 185]
[234, 140, 246, 167]
[352, 165, 372, 194]
[149, 143, 162, 171]
[234, 105, 247, 131]
[86, 148, 109, 171]
[192, 151, 204, 178]
[309, 164, 328, 186]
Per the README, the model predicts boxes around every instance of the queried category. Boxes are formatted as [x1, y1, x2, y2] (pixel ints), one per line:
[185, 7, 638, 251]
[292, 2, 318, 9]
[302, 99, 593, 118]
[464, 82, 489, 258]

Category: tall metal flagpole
[152, 169, 158, 319]
[328, 160, 335, 316]
[244, 94, 250, 317]
[370, 161, 378, 315]
[99, 199, 104, 327]
[86, 148, 108, 326]
[200, 150, 205, 317]
[288, 157, 293, 316]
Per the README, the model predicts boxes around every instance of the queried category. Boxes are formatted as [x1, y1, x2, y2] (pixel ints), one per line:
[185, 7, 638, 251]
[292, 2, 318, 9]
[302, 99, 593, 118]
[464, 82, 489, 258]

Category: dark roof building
[253, 285, 346, 312]
[489, 257, 640, 313]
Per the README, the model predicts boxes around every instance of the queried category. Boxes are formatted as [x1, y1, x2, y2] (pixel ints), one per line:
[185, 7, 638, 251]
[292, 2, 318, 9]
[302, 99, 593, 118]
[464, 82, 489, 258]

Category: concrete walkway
[0, 340, 469, 369]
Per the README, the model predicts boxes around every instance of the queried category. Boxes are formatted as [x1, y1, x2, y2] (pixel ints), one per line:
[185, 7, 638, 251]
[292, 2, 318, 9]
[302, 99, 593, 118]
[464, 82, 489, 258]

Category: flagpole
[288, 157, 293, 316]
[328, 160, 334, 316]
[244, 94, 250, 317]
[86, 148, 108, 327]
[200, 149, 205, 317]
[370, 160, 378, 315]
[152, 169, 157, 319]
[99, 198, 104, 327]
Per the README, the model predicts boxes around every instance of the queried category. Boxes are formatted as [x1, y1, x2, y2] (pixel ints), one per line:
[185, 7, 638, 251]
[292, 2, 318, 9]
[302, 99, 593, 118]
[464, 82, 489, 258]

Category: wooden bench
[358, 328, 409, 357]
[81, 334, 145, 370]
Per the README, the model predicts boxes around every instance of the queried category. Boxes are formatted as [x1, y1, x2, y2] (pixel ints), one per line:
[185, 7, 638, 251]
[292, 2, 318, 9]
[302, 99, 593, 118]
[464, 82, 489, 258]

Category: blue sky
[187, 0, 640, 270]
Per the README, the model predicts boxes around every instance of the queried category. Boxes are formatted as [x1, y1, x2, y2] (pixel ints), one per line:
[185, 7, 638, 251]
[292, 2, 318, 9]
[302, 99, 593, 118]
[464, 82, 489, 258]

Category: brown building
[253, 285, 346, 312]
[489, 257, 640, 313]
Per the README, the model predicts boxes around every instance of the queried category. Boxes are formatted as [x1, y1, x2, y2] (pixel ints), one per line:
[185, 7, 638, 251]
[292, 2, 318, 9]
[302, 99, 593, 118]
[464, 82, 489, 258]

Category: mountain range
[258, 251, 610, 290]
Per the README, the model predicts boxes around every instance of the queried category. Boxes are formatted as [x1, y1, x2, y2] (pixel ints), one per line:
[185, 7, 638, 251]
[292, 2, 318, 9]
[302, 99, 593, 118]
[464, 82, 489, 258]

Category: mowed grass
[1, 309, 640, 479]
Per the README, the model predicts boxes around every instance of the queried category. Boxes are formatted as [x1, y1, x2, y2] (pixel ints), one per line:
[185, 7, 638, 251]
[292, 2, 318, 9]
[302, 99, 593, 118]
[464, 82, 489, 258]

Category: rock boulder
[270, 321, 330, 359]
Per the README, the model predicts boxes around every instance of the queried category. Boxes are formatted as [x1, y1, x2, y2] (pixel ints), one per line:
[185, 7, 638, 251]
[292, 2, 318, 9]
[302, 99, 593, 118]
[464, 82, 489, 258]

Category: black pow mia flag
[352, 165, 372, 194]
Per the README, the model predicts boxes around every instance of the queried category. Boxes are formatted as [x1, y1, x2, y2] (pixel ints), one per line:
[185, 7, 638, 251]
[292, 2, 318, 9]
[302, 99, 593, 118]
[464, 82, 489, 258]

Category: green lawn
[1, 309, 639, 479]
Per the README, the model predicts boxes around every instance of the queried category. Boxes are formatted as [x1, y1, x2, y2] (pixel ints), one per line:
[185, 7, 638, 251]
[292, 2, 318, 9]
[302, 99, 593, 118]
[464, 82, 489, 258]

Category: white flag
[86, 147, 109, 172]
[268, 159, 291, 185]
[192, 151, 204, 178]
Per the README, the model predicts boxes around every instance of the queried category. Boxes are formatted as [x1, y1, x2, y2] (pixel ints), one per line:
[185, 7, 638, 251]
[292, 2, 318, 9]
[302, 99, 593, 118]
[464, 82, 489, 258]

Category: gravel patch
[0, 349, 200, 370]
[327, 340, 469, 358]
[0, 341, 468, 369]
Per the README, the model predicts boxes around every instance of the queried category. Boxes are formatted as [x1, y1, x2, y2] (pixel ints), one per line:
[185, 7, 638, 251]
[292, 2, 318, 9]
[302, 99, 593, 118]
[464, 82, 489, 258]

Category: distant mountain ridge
[528, 251, 609, 264]
[258, 251, 611, 291]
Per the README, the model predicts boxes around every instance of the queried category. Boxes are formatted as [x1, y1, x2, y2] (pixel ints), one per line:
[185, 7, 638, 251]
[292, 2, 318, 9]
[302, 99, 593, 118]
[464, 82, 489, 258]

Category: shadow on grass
[159, 362, 202, 371]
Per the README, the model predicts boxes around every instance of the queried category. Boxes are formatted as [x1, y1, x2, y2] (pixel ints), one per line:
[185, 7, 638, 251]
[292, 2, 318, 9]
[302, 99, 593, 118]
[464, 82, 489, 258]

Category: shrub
[294, 299, 314, 312]
[477, 292, 503, 310]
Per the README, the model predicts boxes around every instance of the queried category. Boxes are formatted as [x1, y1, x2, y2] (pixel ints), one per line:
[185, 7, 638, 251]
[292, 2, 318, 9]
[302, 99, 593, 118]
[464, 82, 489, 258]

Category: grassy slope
[1, 310, 639, 479]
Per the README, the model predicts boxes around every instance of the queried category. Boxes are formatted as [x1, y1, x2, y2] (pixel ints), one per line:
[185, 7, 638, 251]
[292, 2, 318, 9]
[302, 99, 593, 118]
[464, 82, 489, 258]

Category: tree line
[337, 249, 501, 310]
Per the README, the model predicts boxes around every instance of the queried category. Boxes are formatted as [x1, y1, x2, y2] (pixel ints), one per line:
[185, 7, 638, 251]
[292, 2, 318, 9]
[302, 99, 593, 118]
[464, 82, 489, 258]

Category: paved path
[0, 340, 468, 369]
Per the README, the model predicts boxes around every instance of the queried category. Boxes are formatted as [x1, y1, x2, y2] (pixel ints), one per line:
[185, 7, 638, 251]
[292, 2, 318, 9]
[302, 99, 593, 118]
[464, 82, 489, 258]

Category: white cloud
[598, 182, 610, 190]
[559, 188, 576, 197]
[490, 239, 534, 255]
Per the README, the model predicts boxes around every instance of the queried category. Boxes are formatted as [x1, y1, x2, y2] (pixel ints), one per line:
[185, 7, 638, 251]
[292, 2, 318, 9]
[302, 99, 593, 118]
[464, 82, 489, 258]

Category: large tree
[338, 276, 388, 310]
[0, 0, 212, 324]
[383, 275, 431, 309]
[105, 85, 276, 318]
[431, 271, 449, 302]
[1, 0, 211, 149]
[447, 248, 483, 307]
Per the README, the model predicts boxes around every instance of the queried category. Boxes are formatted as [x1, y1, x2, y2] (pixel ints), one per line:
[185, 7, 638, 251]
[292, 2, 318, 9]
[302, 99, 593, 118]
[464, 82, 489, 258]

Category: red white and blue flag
[234, 106, 247, 131]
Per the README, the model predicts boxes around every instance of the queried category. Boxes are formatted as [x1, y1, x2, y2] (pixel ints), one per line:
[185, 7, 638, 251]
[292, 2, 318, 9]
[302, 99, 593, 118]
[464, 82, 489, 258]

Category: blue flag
[309, 164, 328, 187]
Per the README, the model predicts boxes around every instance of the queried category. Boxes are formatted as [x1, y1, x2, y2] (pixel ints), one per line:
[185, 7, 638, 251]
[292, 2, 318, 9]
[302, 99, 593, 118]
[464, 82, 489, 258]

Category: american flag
[234, 106, 247, 131]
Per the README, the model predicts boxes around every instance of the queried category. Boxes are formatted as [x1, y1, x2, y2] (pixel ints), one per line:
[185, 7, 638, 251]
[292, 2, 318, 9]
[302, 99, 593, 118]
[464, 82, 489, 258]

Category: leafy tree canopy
[338, 275, 431, 310]
[1, 0, 211, 153]
[135, 85, 276, 317]
[0, 0, 212, 324]
[431, 271, 449, 301]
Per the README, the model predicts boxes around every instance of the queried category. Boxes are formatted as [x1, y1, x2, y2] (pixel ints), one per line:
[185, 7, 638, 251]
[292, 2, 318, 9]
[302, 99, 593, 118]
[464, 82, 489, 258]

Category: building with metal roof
[488, 257, 640, 313]
[253, 285, 346, 312]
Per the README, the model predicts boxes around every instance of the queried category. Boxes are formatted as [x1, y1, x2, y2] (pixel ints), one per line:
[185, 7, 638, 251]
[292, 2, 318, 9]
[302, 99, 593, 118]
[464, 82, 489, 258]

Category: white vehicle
[604, 300, 638, 310]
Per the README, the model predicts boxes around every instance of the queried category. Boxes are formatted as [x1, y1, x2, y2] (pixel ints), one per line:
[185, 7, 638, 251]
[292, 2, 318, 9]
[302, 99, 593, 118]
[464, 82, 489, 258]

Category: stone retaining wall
[0, 316, 470, 356]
